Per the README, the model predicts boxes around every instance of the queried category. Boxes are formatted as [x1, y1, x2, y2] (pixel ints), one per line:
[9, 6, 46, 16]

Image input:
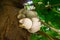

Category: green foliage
[40, 26, 58, 37]
[31, 0, 60, 40]
[32, 0, 60, 29]
[31, 33, 48, 40]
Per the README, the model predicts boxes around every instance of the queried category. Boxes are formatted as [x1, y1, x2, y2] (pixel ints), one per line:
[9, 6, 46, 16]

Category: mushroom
[26, 11, 38, 18]
[19, 18, 32, 30]
[27, 18, 41, 33]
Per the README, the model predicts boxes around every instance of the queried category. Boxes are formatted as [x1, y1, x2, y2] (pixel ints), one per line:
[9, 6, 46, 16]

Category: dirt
[0, 0, 31, 40]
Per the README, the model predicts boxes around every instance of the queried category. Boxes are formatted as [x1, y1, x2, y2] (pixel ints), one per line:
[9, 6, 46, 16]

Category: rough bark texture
[0, 0, 31, 40]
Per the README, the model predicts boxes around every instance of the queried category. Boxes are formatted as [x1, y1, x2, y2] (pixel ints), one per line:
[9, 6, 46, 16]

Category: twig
[40, 20, 60, 35]
[37, 31, 54, 40]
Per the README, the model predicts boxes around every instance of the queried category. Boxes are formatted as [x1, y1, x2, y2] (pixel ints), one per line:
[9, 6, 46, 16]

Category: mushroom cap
[28, 21, 41, 33]
[32, 18, 39, 22]
[19, 18, 32, 30]
[26, 11, 37, 18]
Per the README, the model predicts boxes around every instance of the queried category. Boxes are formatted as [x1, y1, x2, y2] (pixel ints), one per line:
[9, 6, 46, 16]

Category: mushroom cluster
[17, 9, 41, 33]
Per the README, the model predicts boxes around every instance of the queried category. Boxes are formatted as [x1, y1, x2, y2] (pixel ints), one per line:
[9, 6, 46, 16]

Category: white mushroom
[28, 21, 41, 33]
[27, 18, 41, 33]
[19, 18, 32, 30]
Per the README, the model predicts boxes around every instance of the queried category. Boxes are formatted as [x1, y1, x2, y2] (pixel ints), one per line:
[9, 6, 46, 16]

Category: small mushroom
[26, 11, 38, 18]
[19, 18, 32, 30]
[17, 9, 26, 19]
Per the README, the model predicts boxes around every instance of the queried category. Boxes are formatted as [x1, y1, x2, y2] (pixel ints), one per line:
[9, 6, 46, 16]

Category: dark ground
[0, 0, 31, 40]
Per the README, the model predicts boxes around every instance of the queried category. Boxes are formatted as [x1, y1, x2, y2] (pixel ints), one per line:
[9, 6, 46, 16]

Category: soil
[0, 0, 31, 40]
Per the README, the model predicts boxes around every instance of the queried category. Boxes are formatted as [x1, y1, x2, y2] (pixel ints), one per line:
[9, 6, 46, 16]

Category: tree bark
[0, 0, 31, 40]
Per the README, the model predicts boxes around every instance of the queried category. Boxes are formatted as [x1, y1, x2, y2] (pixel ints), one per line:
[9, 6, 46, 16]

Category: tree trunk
[0, 0, 31, 40]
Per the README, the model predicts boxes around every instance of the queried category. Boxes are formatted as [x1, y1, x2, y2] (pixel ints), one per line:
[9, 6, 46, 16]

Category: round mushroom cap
[28, 21, 41, 33]
[19, 18, 32, 29]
